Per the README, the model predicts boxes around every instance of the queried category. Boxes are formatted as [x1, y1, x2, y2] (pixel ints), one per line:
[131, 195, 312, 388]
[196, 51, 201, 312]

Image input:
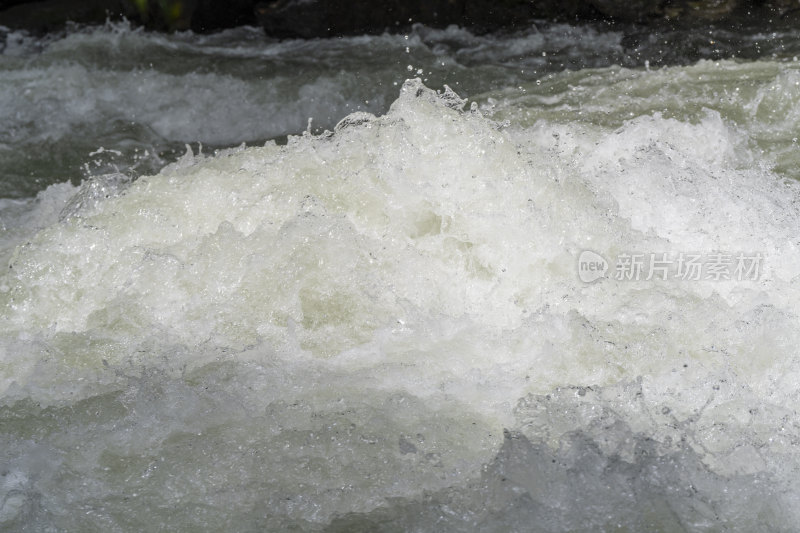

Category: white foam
[2, 77, 800, 528]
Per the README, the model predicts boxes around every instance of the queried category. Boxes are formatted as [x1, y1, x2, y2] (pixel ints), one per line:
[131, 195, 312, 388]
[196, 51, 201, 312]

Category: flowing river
[2, 20, 800, 531]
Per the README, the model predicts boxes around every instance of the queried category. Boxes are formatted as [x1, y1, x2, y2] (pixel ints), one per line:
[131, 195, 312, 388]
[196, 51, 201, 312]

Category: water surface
[2, 20, 800, 531]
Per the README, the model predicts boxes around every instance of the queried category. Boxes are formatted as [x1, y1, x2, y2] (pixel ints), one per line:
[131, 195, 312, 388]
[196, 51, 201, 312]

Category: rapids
[2, 20, 800, 532]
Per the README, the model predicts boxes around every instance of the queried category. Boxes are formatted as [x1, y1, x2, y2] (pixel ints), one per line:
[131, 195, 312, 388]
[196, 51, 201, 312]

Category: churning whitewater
[3, 22, 800, 532]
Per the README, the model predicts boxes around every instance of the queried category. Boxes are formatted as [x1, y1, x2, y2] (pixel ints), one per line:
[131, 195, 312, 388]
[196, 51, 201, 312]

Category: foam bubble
[2, 78, 800, 529]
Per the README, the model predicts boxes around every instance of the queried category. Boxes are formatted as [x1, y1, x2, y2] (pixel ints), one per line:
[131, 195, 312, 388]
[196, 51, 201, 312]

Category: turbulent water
[2, 20, 800, 532]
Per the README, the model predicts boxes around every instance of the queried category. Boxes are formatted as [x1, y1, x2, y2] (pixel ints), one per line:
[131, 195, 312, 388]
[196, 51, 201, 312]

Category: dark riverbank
[1, 0, 799, 37]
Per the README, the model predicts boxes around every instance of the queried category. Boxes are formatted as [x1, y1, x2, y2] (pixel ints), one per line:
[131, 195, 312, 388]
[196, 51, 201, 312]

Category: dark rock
[587, 0, 746, 23]
[0, 0, 133, 33]
[0, 0, 258, 33]
[0, 0, 792, 38]
[129, 0, 257, 32]
[255, 0, 467, 39]
[0, 0, 35, 10]
[588, 0, 661, 22]
[463, 0, 598, 31]
[255, 0, 602, 39]
[128, 0, 192, 31]
[190, 0, 257, 32]
[666, 0, 742, 22]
